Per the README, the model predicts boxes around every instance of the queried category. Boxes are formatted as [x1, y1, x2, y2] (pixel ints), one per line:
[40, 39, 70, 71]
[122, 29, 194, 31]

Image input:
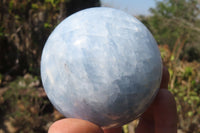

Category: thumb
[49, 118, 104, 133]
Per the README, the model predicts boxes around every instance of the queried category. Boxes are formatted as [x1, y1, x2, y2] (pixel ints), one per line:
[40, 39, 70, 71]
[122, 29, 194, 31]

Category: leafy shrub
[0, 74, 55, 132]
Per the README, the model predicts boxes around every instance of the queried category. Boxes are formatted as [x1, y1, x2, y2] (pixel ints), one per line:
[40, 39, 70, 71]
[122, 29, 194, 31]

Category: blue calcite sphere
[41, 7, 162, 128]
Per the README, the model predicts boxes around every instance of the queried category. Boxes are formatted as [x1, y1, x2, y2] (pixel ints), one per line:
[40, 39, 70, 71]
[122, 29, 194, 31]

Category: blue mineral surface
[41, 7, 162, 128]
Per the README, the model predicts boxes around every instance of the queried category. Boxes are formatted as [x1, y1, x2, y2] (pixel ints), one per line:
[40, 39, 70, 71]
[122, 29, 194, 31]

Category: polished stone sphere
[41, 7, 162, 128]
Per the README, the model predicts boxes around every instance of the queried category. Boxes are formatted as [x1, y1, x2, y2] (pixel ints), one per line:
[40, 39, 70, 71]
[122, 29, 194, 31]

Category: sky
[100, 0, 162, 16]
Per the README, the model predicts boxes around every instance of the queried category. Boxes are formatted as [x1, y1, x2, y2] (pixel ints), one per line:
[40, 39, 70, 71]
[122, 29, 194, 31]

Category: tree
[0, 0, 100, 75]
[140, 0, 200, 61]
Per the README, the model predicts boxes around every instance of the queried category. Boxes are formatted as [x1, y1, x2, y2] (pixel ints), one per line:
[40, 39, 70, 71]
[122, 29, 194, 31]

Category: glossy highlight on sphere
[41, 7, 162, 128]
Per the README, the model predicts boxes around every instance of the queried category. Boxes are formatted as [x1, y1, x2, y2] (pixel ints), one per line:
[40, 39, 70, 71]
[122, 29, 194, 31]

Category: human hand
[48, 67, 177, 133]
[135, 66, 178, 133]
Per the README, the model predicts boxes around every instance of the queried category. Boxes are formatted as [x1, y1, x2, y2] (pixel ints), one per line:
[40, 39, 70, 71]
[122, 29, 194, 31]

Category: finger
[135, 105, 155, 133]
[154, 89, 178, 133]
[160, 66, 170, 89]
[135, 66, 170, 133]
[48, 118, 104, 133]
[103, 127, 122, 133]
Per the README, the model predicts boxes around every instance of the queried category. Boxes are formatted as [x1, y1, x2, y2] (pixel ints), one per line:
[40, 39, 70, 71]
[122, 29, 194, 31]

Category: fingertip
[154, 89, 177, 112]
[160, 66, 170, 89]
[49, 118, 104, 133]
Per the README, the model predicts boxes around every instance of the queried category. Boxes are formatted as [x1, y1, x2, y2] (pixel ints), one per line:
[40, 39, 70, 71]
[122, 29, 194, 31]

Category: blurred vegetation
[0, 74, 53, 133]
[139, 0, 200, 132]
[0, 0, 100, 76]
[141, 0, 200, 62]
[0, 0, 200, 132]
